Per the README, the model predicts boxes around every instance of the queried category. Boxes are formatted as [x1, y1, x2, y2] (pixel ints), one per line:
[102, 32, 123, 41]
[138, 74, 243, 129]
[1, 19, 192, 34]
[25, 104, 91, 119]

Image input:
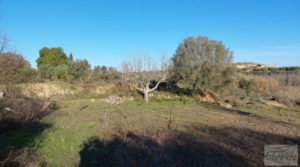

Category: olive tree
[122, 54, 169, 102]
[172, 36, 235, 92]
[67, 59, 91, 81]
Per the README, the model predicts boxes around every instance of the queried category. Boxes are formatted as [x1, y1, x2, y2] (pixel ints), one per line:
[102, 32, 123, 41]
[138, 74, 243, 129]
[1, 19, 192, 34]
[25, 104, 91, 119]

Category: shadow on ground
[78, 124, 299, 167]
[203, 103, 300, 128]
[0, 122, 51, 167]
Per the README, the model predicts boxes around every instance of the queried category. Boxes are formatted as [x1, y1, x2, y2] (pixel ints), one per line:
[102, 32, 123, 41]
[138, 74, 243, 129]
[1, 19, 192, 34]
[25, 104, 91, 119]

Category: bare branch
[139, 81, 145, 89]
[149, 79, 164, 92]
[134, 85, 144, 92]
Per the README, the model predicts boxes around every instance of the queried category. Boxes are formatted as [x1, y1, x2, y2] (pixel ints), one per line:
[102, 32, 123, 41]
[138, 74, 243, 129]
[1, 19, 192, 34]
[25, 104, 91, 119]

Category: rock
[0, 91, 3, 98]
[104, 96, 131, 104]
[90, 99, 96, 102]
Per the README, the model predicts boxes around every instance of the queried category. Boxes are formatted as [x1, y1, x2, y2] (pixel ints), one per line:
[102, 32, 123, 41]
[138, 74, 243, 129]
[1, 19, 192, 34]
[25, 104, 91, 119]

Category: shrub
[67, 59, 91, 81]
[271, 73, 300, 86]
[0, 86, 45, 130]
[238, 78, 255, 94]
[52, 64, 68, 80]
[38, 64, 55, 79]
[0, 86, 50, 167]
[0, 52, 37, 84]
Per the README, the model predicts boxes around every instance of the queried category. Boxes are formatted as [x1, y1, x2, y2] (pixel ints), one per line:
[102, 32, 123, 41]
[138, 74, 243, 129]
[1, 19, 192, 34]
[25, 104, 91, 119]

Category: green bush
[67, 59, 91, 81]
[53, 64, 68, 80]
[38, 64, 55, 79]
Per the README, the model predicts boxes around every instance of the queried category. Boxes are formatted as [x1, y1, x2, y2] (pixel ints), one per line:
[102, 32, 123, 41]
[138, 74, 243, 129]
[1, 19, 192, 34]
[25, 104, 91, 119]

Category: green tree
[36, 47, 67, 68]
[171, 36, 235, 92]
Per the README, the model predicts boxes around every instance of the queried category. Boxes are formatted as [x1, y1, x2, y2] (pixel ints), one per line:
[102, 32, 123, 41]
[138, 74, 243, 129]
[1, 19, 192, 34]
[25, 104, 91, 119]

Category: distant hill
[234, 62, 274, 70]
[234, 62, 274, 72]
[234, 62, 300, 74]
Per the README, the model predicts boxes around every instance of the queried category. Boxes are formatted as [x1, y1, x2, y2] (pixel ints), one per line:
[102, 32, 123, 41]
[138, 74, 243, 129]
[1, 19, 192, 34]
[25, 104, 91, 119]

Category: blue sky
[1, 0, 299, 68]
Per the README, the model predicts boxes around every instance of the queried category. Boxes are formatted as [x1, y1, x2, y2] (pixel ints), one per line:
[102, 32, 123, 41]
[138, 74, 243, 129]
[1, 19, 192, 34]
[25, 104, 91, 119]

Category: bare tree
[122, 53, 169, 102]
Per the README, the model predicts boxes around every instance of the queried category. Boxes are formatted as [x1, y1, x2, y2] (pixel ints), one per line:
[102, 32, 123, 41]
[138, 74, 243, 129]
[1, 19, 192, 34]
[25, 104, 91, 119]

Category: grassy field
[3, 93, 299, 166]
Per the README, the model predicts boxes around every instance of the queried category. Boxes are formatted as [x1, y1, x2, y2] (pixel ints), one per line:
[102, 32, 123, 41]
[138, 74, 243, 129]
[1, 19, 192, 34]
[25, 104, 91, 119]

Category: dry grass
[252, 76, 280, 93]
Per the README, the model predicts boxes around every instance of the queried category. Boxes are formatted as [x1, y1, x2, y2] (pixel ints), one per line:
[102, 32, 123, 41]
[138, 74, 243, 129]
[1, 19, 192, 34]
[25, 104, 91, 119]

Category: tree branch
[131, 83, 144, 92]
[139, 81, 145, 89]
[149, 79, 164, 92]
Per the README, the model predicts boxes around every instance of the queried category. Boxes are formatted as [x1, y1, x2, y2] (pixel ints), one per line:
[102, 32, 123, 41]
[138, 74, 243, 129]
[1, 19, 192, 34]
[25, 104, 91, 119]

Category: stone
[105, 96, 126, 104]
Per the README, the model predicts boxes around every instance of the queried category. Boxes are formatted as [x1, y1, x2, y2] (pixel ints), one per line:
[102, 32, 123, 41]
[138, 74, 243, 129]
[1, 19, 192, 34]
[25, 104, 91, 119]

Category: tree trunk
[136, 80, 164, 102]
[143, 90, 149, 102]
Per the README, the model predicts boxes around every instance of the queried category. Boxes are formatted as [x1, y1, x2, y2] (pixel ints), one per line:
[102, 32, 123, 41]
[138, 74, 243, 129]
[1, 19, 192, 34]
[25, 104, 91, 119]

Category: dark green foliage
[36, 49, 93, 82]
[35, 47, 121, 82]
[0, 52, 37, 84]
[171, 36, 235, 92]
[36, 47, 67, 68]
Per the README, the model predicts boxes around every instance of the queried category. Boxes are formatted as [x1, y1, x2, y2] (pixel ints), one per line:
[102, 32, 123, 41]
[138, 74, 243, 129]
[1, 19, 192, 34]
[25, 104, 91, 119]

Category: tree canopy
[171, 36, 235, 91]
[36, 47, 67, 68]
